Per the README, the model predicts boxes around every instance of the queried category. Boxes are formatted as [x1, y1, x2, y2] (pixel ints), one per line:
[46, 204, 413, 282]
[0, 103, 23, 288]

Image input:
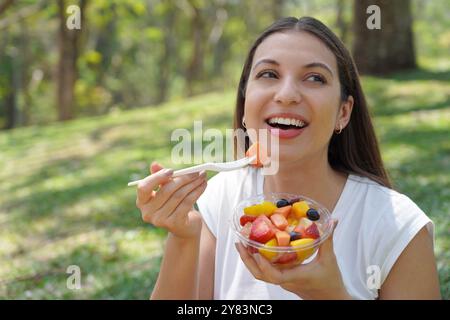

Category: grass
[0, 70, 449, 299]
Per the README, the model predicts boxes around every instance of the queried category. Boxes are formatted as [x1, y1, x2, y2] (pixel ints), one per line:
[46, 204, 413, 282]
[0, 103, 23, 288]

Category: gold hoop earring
[335, 124, 343, 134]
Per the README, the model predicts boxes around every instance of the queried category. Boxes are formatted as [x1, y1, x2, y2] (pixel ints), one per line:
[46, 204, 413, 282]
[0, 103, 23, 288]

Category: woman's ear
[338, 95, 354, 128]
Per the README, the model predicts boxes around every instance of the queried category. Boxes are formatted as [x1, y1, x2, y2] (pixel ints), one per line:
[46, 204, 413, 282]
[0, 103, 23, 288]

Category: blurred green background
[0, 0, 449, 299]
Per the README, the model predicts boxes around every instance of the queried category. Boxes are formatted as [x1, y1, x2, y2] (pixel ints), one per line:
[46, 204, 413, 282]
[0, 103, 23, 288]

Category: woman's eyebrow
[304, 62, 334, 77]
[252, 59, 279, 71]
[252, 59, 333, 77]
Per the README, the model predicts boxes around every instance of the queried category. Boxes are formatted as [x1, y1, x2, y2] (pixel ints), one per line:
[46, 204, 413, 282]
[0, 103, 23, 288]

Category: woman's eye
[305, 74, 326, 84]
[257, 70, 278, 79]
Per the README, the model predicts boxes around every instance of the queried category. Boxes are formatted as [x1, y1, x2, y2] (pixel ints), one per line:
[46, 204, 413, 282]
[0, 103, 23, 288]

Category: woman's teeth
[267, 117, 306, 128]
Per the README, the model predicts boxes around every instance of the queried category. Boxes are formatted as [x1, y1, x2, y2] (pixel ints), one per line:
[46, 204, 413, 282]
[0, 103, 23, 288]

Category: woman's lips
[264, 123, 306, 139]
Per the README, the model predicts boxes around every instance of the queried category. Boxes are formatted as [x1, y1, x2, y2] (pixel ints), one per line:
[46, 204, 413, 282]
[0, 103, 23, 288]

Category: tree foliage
[0, 0, 447, 129]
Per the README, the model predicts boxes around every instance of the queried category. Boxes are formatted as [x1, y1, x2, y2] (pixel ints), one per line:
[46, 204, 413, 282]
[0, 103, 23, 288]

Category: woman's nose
[273, 78, 301, 105]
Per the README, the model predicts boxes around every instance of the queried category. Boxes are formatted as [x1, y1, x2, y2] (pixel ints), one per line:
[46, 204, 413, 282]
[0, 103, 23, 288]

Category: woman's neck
[263, 154, 348, 213]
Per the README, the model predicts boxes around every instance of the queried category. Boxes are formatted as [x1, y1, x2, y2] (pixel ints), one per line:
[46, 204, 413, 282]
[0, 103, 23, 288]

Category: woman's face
[244, 30, 353, 165]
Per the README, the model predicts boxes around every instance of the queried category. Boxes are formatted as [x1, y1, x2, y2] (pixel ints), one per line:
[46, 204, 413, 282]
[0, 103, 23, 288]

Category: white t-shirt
[196, 167, 434, 300]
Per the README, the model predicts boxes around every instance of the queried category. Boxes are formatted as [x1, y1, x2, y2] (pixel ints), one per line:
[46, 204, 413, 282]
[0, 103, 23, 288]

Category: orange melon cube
[246, 142, 270, 167]
[273, 205, 291, 218]
[275, 231, 291, 247]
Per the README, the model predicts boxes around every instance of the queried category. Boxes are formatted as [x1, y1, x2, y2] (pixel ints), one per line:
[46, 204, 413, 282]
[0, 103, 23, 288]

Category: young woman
[135, 17, 441, 300]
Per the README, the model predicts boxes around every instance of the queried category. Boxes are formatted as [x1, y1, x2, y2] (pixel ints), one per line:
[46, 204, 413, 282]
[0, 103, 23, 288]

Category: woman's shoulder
[345, 174, 434, 287]
[346, 173, 433, 239]
[348, 173, 424, 216]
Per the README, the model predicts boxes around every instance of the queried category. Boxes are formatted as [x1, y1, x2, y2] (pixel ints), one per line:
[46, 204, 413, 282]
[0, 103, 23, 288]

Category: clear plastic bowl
[231, 192, 333, 268]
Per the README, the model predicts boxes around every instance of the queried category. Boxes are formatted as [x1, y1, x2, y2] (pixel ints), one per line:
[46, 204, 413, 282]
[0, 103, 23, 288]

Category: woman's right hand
[135, 162, 207, 239]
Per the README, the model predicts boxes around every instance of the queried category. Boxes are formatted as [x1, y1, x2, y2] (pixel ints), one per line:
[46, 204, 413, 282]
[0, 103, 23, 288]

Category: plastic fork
[127, 155, 257, 187]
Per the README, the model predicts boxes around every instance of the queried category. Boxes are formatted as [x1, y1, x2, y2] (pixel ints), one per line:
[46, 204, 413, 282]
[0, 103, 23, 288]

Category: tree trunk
[1, 28, 18, 130]
[4, 53, 18, 129]
[56, 0, 85, 121]
[211, 8, 228, 77]
[0, 0, 15, 16]
[4, 87, 17, 129]
[20, 18, 32, 125]
[335, 0, 349, 43]
[156, 1, 176, 104]
[185, 1, 205, 97]
[352, 0, 416, 75]
[94, 2, 117, 86]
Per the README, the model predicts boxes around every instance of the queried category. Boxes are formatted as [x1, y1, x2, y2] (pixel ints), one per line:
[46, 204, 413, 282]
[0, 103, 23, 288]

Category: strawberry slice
[240, 222, 252, 238]
[293, 218, 312, 235]
[240, 215, 257, 226]
[304, 222, 320, 239]
[249, 215, 276, 244]
[293, 224, 306, 235]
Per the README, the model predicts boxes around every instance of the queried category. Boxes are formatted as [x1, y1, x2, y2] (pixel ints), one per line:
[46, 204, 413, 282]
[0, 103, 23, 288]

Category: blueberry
[289, 231, 302, 241]
[276, 199, 290, 208]
[306, 208, 320, 221]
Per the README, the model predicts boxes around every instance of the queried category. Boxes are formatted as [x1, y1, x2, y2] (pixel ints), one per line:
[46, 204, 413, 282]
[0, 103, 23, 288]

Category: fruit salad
[233, 194, 332, 267]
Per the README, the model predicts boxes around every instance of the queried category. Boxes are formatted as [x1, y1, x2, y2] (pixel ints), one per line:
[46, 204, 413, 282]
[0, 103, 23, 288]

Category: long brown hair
[233, 16, 392, 188]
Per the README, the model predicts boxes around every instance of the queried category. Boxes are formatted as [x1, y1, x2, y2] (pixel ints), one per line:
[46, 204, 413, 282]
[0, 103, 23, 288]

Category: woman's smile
[263, 112, 310, 139]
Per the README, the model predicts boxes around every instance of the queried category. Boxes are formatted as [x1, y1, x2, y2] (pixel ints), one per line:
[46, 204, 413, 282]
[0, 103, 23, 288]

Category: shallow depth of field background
[0, 0, 449, 299]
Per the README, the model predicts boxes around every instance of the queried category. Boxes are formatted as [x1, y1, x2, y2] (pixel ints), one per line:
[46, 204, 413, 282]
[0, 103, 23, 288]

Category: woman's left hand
[235, 219, 352, 300]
